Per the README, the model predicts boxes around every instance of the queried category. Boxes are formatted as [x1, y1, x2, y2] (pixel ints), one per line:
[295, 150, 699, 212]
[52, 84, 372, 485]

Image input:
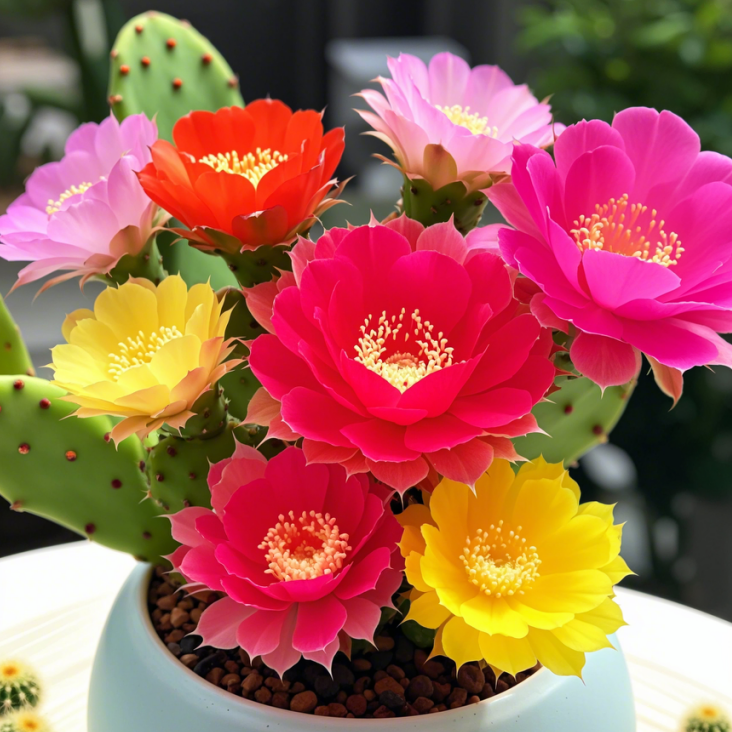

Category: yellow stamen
[259, 510, 351, 581]
[108, 326, 183, 380]
[571, 193, 684, 266]
[354, 308, 457, 392]
[0, 663, 19, 680]
[198, 147, 288, 187]
[46, 182, 95, 215]
[460, 520, 541, 598]
[436, 104, 498, 138]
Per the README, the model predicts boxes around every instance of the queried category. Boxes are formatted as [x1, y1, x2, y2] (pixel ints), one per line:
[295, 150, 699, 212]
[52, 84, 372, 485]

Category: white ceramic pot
[88, 564, 637, 731]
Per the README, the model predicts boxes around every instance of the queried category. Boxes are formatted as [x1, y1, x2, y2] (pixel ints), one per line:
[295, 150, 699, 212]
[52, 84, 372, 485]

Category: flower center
[354, 309, 456, 393]
[436, 104, 498, 137]
[0, 663, 19, 680]
[460, 520, 541, 598]
[46, 181, 95, 215]
[107, 325, 183, 380]
[18, 717, 39, 732]
[198, 147, 288, 188]
[571, 193, 684, 267]
[259, 510, 351, 582]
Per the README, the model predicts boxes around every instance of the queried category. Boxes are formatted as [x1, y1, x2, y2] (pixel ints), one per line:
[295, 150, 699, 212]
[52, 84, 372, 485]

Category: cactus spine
[0, 296, 33, 377]
[108, 11, 243, 142]
[0, 661, 40, 715]
[0, 376, 176, 563]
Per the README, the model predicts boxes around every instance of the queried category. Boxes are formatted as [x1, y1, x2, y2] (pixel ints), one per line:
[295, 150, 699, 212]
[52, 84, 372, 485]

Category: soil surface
[148, 566, 540, 718]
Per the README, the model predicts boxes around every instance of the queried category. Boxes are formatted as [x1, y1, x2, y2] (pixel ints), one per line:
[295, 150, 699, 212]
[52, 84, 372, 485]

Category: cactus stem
[120, 64, 130, 75]
[65, 450, 77, 462]
[12, 380, 23, 390]
[141, 56, 151, 67]
[111, 479, 122, 489]
[39, 398, 50, 409]
[18, 444, 29, 455]
[10, 501, 22, 511]
[85, 523, 96, 534]
[172, 78, 183, 90]
[166, 38, 176, 49]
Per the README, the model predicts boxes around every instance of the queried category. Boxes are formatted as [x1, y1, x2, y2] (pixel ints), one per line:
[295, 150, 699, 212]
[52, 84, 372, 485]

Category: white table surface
[0, 542, 730, 731]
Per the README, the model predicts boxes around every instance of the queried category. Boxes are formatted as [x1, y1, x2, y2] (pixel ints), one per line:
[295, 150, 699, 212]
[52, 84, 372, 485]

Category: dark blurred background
[1, 0, 731, 622]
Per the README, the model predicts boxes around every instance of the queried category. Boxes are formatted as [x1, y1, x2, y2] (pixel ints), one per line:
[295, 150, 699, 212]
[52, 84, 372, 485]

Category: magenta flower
[168, 445, 403, 675]
[489, 107, 732, 395]
[357, 52, 561, 191]
[0, 113, 161, 291]
[245, 217, 556, 493]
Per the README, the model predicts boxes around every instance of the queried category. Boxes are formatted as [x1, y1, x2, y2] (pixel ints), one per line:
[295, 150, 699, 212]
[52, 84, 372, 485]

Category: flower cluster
[20, 41, 732, 690]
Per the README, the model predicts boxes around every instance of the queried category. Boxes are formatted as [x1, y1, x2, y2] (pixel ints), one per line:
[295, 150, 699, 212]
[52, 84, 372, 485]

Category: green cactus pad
[401, 176, 487, 234]
[0, 296, 33, 377]
[513, 373, 636, 466]
[0, 660, 40, 715]
[149, 422, 277, 513]
[108, 11, 243, 141]
[0, 376, 176, 563]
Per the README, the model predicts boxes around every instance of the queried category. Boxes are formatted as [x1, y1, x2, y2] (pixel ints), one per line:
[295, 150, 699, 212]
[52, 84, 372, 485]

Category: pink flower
[356, 52, 561, 190]
[0, 113, 162, 291]
[168, 445, 403, 675]
[246, 217, 557, 493]
[489, 107, 732, 394]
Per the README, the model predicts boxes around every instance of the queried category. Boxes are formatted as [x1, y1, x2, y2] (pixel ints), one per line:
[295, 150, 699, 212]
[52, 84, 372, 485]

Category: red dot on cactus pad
[141, 56, 151, 67]
[39, 398, 51, 409]
[13, 379, 24, 390]
[65, 450, 77, 462]
[85, 523, 96, 534]
[18, 443, 30, 454]
[166, 446, 177, 457]
[120, 64, 130, 75]
[110, 49, 119, 59]
[592, 424, 604, 435]
[142, 531, 152, 540]
[564, 404, 574, 414]
[172, 78, 183, 90]
[202, 53, 213, 65]
[104, 432, 111, 442]
[135, 24, 143, 33]
[228, 77, 238, 88]
[166, 38, 176, 49]
[111, 479, 122, 489]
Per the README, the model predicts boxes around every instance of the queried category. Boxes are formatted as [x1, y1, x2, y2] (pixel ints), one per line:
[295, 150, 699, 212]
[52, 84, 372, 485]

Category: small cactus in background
[0, 710, 51, 732]
[0, 296, 33, 378]
[0, 661, 40, 715]
[683, 704, 732, 732]
[108, 11, 243, 142]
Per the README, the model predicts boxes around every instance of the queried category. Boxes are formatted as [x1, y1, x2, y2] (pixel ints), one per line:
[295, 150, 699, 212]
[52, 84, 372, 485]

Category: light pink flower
[245, 217, 557, 493]
[357, 52, 561, 190]
[489, 107, 732, 394]
[0, 113, 162, 291]
[168, 445, 403, 675]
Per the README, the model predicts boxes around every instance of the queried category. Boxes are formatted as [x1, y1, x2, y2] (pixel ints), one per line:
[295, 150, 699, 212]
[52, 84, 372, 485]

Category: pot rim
[136, 563, 553, 724]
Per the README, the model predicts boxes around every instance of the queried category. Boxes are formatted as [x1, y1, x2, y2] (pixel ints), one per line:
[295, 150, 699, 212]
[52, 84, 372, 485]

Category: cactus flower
[401, 457, 631, 677]
[136, 101, 345, 263]
[0, 113, 162, 292]
[167, 445, 403, 675]
[246, 218, 556, 493]
[357, 52, 560, 194]
[490, 107, 732, 396]
[50, 275, 238, 443]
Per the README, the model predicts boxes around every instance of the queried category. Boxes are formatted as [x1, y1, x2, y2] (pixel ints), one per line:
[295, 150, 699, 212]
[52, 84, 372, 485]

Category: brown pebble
[448, 687, 468, 707]
[413, 696, 435, 714]
[156, 595, 177, 611]
[224, 660, 239, 674]
[272, 691, 290, 709]
[238, 649, 251, 666]
[265, 677, 290, 692]
[400, 677, 410, 689]
[291, 691, 318, 714]
[480, 683, 495, 700]
[373, 705, 396, 718]
[374, 636, 395, 651]
[407, 675, 434, 701]
[254, 687, 272, 704]
[363, 689, 376, 702]
[328, 703, 348, 717]
[177, 599, 193, 610]
[353, 677, 371, 694]
[180, 654, 198, 668]
[242, 672, 263, 693]
[165, 629, 185, 644]
[346, 694, 367, 716]
[496, 679, 510, 694]
[468, 695, 480, 704]
[374, 676, 405, 697]
[373, 670, 388, 682]
[206, 668, 225, 686]
[170, 608, 189, 628]
[314, 706, 330, 716]
[432, 681, 451, 703]
[457, 664, 485, 695]
[336, 690, 347, 704]
[221, 673, 240, 687]
[386, 664, 405, 680]
[414, 649, 428, 669]
[290, 682, 305, 694]
[352, 658, 372, 672]
[421, 660, 445, 680]
[189, 608, 203, 623]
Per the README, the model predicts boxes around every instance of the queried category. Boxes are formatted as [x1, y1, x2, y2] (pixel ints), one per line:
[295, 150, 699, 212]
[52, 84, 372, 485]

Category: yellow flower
[682, 702, 731, 732]
[50, 275, 237, 443]
[1, 711, 50, 732]
[401, 457, 632, 678]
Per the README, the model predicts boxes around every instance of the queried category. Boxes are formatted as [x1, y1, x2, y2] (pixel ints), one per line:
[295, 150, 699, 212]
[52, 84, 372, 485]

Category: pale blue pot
[88, 564, 637, 731]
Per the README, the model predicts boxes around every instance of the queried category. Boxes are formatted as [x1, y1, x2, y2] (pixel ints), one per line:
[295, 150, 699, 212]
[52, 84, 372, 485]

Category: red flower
[137, 100, 345, 257]
[246, 218, 557, 493]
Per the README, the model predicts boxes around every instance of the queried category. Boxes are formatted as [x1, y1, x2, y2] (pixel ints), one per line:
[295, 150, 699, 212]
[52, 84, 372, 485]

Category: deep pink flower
[168, 445, 402, 674]
[0, 113, 162, 291]
[489, 107, 732, 393]
[245, 218, 556, 493]
[357, 52, 561, 190]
